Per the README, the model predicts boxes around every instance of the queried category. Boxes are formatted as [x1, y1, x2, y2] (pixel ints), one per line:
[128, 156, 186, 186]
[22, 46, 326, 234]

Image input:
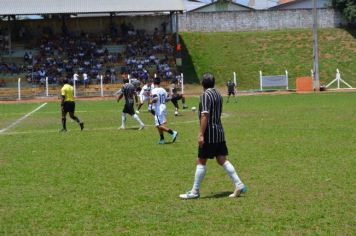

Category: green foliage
[332, 0, 356, 24]
[180, 28, 356, 89]
[0, 94, 355, 235]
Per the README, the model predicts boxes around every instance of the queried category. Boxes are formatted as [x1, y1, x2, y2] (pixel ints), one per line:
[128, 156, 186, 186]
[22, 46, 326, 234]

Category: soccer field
[1, 92, 355, 235]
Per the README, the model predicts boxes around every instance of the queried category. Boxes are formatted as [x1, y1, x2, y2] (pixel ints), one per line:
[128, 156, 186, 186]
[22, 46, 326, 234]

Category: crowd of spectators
[0, 21, 177, 88]
[0, 28, 10, 55]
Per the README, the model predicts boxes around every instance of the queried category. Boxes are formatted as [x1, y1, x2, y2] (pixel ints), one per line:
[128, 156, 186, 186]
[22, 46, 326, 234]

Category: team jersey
[170, 83, 178, 95]
[139, 84, 154, 96]
[120, 83, 136, 104]
[130, 78, 141, 92]
[151, 87, 167, 114]
[199, 88, 225, 143]
[61, 84, 75, 102]
[227, 81, 235, 93]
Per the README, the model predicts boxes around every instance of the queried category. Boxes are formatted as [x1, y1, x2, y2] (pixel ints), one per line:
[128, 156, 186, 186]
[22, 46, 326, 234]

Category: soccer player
[179, 73, 247, 199]
[136, 79, 154, 114]
[226, 79, 237, 103]
[150, 77, 178, 144]
[117, 78, 145, 130]
[170, 78, 188, 116]
[60, 78, 84, 132]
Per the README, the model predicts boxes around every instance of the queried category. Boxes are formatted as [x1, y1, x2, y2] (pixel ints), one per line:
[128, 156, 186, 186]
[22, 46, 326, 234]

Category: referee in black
[180, 73, 247, 199]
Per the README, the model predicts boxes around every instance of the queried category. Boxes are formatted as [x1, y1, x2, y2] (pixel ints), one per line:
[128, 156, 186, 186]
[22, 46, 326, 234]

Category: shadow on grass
[345, 27, 356, 38]
[178, 35, 200, 84]
[201, 191, 232, 199]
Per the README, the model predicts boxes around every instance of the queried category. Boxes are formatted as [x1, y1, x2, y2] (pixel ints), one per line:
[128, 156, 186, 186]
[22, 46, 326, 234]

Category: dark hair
[153, 77, 161, 85]
[63, 78, 69, 84]
[123, 77, 129, 83]
[201, 73, 215, 89]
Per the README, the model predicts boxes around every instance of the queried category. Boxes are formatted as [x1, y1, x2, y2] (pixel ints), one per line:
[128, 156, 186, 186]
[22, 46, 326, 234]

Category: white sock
[133, 114, 144, 126]
[121, 113, 126, 127]
[223, 161, 244, 189]
[192, 164, 206, 193]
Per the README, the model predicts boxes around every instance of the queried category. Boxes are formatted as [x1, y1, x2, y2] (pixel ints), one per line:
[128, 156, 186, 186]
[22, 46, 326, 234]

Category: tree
[332, 0, 356, 25]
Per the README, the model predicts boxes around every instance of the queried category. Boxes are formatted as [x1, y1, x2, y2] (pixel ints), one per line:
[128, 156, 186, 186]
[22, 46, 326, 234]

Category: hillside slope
[180, 28, 356, 90]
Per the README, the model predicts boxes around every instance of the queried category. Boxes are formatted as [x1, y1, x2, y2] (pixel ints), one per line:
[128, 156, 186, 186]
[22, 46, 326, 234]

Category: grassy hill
[179, 28, 356, 90]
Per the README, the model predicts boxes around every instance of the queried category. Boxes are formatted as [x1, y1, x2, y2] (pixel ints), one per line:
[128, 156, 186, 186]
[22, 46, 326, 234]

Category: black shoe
[80, 122, 84, 131]
[60, 128, 67, 133]
[183, 105, 188, 109]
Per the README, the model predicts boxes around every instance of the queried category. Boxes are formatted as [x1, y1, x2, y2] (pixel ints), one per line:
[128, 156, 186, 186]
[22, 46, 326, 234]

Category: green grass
[0, 92, 355, 235]
[180, 28, 356, 89]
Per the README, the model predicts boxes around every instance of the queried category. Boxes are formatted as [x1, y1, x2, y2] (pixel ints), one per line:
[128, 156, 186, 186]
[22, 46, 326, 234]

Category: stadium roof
[0, 0, 185, 16]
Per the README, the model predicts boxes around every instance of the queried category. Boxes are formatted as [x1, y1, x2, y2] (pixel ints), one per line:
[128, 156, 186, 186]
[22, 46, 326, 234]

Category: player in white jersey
[136, 79, 154, 114]
[150, 77, 178, 144]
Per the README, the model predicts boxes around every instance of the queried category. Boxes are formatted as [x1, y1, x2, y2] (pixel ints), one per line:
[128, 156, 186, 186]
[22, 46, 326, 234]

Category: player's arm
[149, 94, 157, 115]
[198, 113, 208, 147]
[60, 88, 65, 110]
[198, 94, 210, 147]
[117, 93, 123, 103]
[151, 94, 158, 103]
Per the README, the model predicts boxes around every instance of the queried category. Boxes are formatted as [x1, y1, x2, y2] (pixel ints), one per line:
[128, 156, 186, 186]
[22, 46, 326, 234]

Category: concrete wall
[179, 9, 344, 32]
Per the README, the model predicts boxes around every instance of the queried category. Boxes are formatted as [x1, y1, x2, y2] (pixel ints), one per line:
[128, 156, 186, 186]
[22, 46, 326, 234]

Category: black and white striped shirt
[199, 88, 225, 143]
[121, 83, 136, 104]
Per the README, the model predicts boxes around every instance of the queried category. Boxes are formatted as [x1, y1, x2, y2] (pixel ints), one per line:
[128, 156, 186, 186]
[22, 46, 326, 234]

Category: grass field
[0, 92, 355, 235]
[180, 28, 356, 89]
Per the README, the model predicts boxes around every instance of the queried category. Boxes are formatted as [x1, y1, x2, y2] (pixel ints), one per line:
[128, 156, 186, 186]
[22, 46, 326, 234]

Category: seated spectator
[0, 79, 6, 87]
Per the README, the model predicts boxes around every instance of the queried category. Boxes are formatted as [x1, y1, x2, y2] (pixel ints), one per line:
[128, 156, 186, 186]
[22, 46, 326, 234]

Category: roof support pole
[175, 11, 182, 66]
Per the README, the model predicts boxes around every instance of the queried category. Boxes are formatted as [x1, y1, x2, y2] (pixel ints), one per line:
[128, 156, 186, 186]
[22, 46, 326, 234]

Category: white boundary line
[0, 103, 47, 134]
[0, 112, 230, 136]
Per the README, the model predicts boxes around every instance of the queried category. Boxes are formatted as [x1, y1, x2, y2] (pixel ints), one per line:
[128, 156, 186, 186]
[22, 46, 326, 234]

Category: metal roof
[0, 0, 185, 15]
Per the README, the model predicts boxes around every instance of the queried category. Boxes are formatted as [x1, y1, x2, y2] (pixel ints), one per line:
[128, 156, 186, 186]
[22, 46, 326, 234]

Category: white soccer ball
[191, 106, 196, 112]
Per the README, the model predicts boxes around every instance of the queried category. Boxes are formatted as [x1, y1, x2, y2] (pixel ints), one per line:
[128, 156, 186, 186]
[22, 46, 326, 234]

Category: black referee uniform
[198, 88, 228, 159]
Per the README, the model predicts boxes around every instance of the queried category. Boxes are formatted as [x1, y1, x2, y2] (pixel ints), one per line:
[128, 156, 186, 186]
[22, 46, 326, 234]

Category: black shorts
[63, 101, 75, 113]
[171, 95, 183, 105]
[198, 141, 228, 159]
[123, 102, 135, 115]
[228, 91, 235, 96]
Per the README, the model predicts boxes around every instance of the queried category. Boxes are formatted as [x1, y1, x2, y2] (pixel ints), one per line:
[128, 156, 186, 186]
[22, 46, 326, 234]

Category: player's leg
[216, 151, 246, 198]
[136, 95, 144, 113]
[156, 126, 165, 144]
[227, 92, 231, 103]
[179, 150, 209, 199]
[127, 102, 144, 129]
[68, 102, 84, 130]
[61, 109, 67, 132]
[158, 119, 178, 142]
[171, 97, 179, 116]
[181, 95, 188, 109]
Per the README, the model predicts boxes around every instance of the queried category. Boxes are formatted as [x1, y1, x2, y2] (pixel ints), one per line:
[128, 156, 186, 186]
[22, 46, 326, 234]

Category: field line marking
[0, 113, 231, 135]
[0, 103, 48, 134]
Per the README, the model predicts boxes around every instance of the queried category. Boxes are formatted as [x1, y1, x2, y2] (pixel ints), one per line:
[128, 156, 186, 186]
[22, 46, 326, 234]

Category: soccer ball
[191, 106, 196, 112]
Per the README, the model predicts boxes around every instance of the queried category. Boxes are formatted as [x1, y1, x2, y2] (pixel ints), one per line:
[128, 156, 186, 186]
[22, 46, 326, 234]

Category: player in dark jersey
[226, 79, 237, 103]
[170, 78, 188, 116]
[60, 78, 84, 132]
[116, 78, 144, 130]
[180, 73, 247, 199]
